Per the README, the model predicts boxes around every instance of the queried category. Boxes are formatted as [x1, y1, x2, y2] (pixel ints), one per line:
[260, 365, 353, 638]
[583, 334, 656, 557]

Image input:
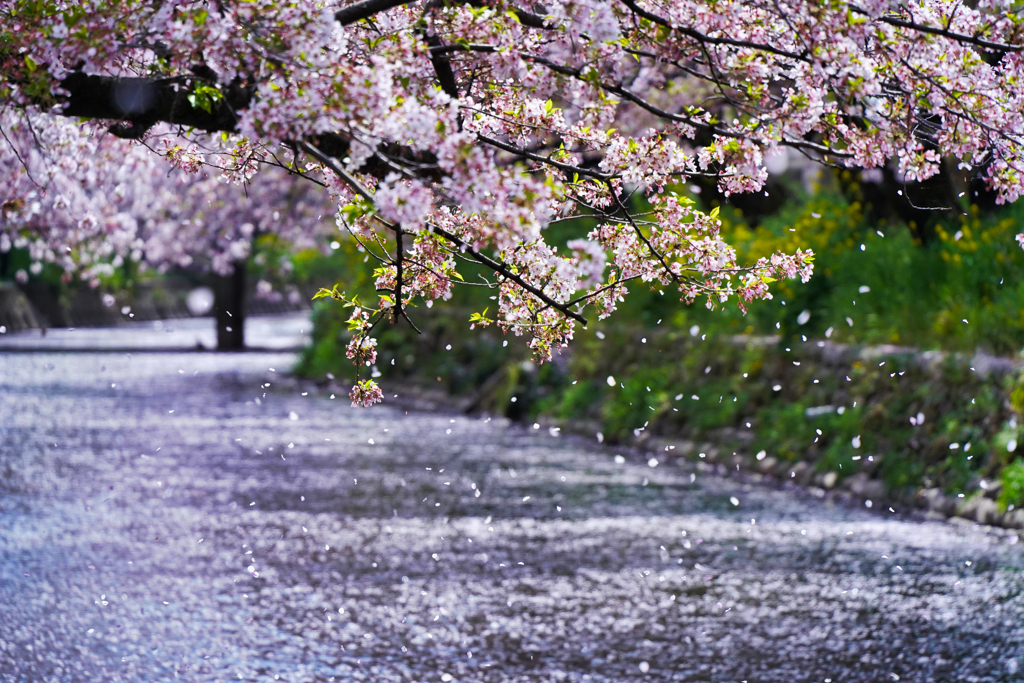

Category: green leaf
[312, 287, 335, 300]
[186, 84, 222, 114]
[23, 55, 37, 72]
[339, 197, 374, 224]
[187, 92, 207, 113]
[710, 206, 721, 220]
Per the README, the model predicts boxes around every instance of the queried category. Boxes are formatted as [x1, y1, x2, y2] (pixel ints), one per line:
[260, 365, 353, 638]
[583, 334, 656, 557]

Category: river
[1, 316, 1022, 682]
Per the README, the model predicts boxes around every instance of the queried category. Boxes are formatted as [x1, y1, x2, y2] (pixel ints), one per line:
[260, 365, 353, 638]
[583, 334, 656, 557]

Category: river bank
[300, 306, 1024, 533]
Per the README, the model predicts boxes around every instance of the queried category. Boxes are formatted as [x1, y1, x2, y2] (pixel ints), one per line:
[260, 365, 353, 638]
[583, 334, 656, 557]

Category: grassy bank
[296, 173, 1024, 522]
[297, 300, 1024, 522]
[527, 328, 1023, 513]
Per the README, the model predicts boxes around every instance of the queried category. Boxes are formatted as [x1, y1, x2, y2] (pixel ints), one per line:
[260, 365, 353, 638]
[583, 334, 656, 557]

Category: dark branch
[59, 73, 252, 137]
[477, 133, 612, 181]
[424, 33, 460, 99]
[522, 53, 846, 158]
[337, 0, 549, 29]
[334, 0, 416, 25]
[300, 139, 588, 325]
[428, 43, 497, 55]
[392, 225, 422, 331]
[428, 224, 589, 325]
[618, 0, 807, 62]
[847, 4, 1023, 53]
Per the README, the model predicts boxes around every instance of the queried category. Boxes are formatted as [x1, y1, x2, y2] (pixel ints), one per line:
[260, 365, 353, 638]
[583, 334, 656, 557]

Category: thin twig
[428, 224, 588, 325]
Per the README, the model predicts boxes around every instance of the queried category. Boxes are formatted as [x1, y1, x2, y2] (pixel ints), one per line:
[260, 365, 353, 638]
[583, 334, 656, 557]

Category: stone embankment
[0, 284, 39, 332]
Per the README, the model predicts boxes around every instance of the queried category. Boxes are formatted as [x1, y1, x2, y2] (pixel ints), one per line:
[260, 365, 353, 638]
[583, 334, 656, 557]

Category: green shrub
[999, 459, 1024, 510]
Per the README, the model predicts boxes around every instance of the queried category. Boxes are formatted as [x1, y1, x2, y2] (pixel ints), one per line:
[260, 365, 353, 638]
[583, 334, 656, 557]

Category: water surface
[1, 324, 1022, 682]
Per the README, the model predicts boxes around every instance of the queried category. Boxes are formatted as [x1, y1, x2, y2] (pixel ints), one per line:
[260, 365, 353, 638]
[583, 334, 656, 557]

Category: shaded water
[1, 322, 1023, 682]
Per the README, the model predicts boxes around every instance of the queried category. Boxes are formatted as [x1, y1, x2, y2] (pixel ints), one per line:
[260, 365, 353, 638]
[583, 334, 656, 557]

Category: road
[1, 316, 1023, 682]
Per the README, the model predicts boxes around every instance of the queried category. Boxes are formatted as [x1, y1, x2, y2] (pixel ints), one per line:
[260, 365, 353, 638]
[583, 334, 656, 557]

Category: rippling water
[1, 322, 1023, 682]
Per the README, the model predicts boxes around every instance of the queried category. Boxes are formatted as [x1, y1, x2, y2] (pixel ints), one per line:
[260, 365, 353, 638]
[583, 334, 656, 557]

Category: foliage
[999, 460, 1024, 511]
[540, 329, 1014, 497]
[631, 175, 1024, 355]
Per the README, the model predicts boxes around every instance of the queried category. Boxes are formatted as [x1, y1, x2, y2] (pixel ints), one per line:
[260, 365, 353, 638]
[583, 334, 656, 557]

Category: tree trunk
[212, 261, 246, 351]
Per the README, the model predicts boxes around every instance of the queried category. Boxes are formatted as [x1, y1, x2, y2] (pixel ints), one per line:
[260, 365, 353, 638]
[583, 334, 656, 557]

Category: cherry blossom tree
[0, 109, 333, 347]
[3, 0, 1024, 402]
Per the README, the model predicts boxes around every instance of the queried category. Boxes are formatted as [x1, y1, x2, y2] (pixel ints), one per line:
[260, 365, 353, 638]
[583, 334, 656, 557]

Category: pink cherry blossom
[349, 379, 384, 408]
[3, 0, 1024, 404]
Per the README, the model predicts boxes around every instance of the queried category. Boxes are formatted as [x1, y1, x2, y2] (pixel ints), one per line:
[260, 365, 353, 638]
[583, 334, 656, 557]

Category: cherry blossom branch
[522, 53, 848, 159]
[477, 134, 612, 181]
[300, 138, 587, 325]
[390, 225, 423, 333]
[618, 0, 807, 61]
[563, 274, 644, 310]
[605, 180, 681, 286]
[298, 140, 375, 203]
[847, 4, 1023, 53]
[339, 221, 394, 266]
[334, 0, 418, 25]
[427, 224, 588, 325]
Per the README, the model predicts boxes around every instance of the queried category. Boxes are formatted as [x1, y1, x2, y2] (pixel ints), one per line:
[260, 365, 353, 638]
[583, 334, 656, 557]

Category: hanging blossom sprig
[311, 286, 387, 407]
